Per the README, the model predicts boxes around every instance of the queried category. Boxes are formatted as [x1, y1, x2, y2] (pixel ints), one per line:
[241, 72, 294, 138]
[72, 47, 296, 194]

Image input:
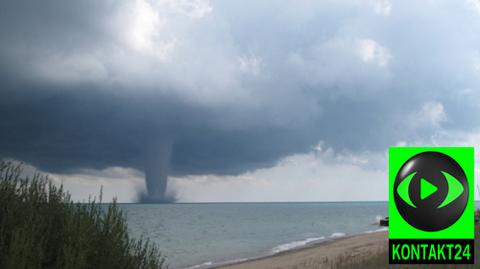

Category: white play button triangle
[420, 178, 438, 200]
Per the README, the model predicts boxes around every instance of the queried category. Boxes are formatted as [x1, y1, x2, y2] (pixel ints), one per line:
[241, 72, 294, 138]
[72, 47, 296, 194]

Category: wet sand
[214, 231, 388, 269]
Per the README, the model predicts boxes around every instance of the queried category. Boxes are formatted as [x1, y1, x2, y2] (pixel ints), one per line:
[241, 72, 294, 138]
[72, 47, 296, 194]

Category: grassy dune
[0, 161, 166, 269]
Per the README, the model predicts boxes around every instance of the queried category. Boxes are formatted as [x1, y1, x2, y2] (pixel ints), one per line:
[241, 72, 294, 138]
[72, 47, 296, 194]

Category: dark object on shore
[379, 214, 478, 226]
[379, 217, 389, 226]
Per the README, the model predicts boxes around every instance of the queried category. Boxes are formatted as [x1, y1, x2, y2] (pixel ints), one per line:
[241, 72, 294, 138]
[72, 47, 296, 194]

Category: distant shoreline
[204, 230, 388, 269]
[112, 200, 480, 205]
[115, 201, 390, 204]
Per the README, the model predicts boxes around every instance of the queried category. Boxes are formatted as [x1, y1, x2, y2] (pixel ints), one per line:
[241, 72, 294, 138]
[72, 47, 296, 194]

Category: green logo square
[389, 147, 474, 239]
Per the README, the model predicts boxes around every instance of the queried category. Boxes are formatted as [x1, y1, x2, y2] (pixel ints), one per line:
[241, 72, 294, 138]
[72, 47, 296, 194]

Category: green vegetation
[0, 161, 166, 269]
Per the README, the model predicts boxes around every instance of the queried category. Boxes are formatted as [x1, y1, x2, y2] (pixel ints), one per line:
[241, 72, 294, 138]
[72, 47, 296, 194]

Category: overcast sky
[2, 0, 480, 202]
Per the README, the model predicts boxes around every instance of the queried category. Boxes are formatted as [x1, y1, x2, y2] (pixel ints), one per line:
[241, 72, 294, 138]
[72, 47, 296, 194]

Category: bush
[0, 161, 166, 269]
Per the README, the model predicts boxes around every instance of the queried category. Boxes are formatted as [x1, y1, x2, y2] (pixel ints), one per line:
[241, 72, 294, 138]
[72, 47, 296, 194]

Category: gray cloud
[1, 0, 480, 201]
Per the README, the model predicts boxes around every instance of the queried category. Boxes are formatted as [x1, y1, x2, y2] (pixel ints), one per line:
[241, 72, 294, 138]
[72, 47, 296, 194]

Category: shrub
[0, 161, 166, 269]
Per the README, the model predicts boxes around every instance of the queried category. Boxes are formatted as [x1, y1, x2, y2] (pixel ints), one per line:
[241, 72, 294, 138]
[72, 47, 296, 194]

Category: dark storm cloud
[1, 0, 480, 200]
[0, 85, 317, 175]
[0, 0, 321, 179]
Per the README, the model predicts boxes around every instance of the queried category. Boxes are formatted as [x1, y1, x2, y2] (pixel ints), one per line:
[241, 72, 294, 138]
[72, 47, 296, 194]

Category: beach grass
[0, 161, 166, 269]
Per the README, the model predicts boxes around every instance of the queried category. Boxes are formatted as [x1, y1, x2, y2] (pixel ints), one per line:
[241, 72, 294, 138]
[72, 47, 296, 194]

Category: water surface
[121, 202, 389, 268]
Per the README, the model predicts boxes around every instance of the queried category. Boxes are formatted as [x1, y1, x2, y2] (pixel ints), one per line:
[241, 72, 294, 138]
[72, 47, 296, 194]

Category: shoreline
[189, 229, 388, 269]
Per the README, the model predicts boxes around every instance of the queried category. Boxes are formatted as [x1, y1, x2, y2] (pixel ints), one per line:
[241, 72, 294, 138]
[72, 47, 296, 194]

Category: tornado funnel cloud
[140, 138, 175, 203]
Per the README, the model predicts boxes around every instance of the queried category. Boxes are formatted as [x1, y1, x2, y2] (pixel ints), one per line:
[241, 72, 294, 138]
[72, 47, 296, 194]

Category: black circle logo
[394, 151, 468, 231]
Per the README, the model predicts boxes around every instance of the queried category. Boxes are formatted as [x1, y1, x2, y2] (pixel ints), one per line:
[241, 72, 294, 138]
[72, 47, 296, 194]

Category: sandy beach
[214, 231, 388, 269]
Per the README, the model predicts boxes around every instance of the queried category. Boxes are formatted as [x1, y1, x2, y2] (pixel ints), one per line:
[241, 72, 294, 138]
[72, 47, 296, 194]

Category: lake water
[121, 202, 389, 268]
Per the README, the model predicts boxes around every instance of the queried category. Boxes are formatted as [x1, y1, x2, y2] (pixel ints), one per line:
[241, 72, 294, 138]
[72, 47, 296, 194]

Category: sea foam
[271, 236, 326, 253]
